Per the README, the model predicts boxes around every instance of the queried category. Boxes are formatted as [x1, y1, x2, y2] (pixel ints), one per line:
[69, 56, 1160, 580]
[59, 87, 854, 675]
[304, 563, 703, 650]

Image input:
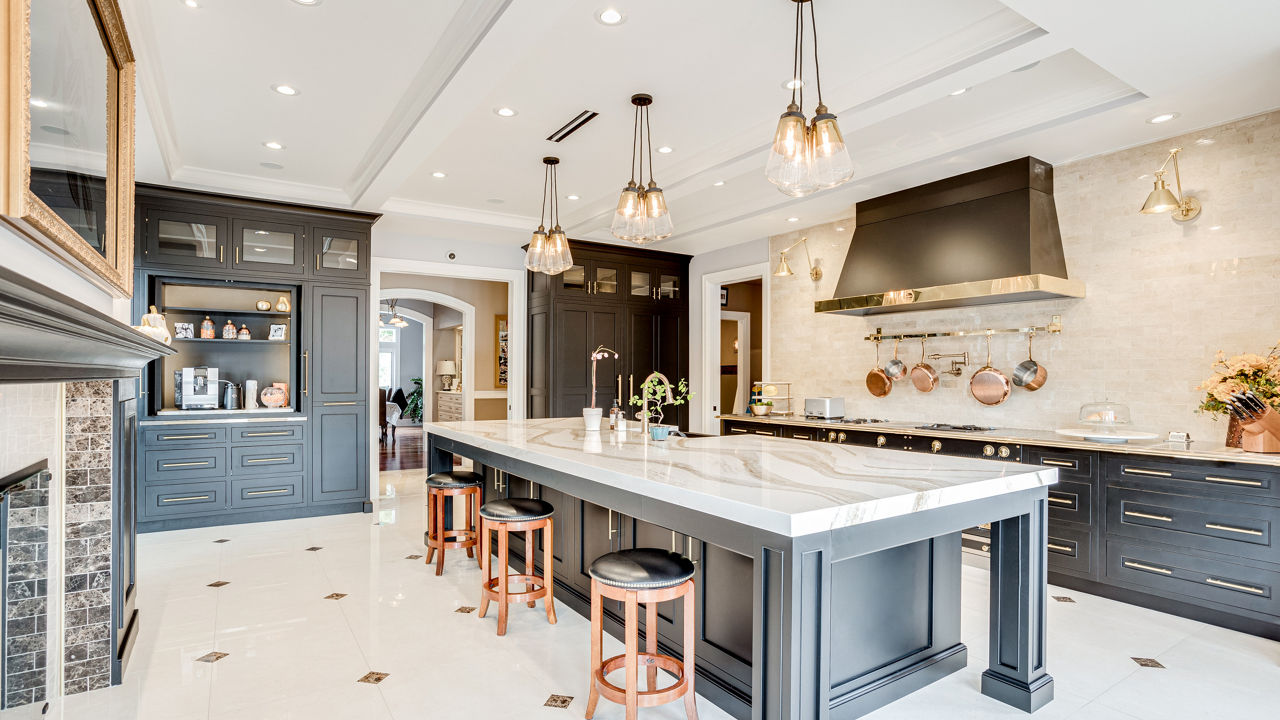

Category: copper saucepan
[866, 339, 893, 398]
[910, 337, 939, 392]
[970, 334, 1010, 406]
[1012, 331, 1047, 391]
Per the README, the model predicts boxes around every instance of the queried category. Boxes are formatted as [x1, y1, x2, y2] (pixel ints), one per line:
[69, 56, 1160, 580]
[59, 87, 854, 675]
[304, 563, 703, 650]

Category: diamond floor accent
[206, 580, 229, 588]
[357, 672, 390, 685]
[455, 606, 476, 614]
[1052, 595, 1076, 603]
[405, 554, 423, 560]
[1132, 657, 1166, 668]
[305, 546, 324, 552]
[195, 652, 228, 663]
[324, 593, 348, 600]
[212, 538, 230, 543]
[544, 695, 573, 709]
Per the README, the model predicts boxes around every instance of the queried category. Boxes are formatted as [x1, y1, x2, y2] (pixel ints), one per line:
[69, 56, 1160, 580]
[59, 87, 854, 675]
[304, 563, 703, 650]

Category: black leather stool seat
[426, 470, 483, 489]
[589, 548, 696, 590]
[479, 497, 554, 522]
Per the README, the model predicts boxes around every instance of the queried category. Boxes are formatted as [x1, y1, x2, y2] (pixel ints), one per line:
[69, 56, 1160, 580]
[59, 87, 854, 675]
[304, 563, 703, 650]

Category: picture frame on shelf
[174, 322, 194, 339]
[268, 324, 287, 340]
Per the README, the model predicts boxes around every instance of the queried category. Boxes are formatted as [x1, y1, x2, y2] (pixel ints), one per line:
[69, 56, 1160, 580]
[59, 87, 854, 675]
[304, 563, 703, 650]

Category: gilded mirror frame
[0, 0, 135, 297]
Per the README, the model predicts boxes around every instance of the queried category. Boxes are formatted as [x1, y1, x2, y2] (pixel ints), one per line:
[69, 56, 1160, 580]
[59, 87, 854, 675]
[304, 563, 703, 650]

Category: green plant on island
[629, 375, 692, 426]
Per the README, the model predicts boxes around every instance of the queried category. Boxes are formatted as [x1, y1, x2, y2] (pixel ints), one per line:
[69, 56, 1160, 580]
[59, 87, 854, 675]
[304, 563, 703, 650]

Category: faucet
[637, 372, 675, 436]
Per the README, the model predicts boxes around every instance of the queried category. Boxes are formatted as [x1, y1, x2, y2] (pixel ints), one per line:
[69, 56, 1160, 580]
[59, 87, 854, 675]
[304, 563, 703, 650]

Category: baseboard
[138, 502, 366, 532]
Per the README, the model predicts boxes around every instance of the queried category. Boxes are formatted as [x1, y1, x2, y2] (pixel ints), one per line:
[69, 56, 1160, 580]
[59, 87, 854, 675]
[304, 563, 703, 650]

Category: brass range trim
[1123, 560, 1172, 575]
[1204, 522, 1264, 537]
[1205, 577, 1266, 595]
[819, 275, 1085, 317]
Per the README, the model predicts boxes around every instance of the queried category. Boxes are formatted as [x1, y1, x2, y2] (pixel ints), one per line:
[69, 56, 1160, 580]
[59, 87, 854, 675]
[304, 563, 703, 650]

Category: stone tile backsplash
[769, 110, 1280, 444]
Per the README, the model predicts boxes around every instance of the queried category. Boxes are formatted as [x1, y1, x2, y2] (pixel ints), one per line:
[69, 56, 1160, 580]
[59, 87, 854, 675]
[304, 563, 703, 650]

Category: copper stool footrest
[593, 652, 688, 707]
[481, 574, 550, 604]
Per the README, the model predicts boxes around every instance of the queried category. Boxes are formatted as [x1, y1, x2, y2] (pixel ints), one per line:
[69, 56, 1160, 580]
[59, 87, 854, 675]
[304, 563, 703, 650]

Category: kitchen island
[426, 418, 1058, 719]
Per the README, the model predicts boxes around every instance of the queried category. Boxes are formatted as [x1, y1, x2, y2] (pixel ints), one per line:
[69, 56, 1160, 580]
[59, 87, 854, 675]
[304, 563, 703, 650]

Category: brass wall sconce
[1140, 147, 1201, 222]
[774, 237, 822, 280]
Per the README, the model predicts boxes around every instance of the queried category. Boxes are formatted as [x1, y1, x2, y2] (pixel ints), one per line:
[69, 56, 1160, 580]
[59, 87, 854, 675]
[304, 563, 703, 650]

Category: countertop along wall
[769, 110, 1280, 443]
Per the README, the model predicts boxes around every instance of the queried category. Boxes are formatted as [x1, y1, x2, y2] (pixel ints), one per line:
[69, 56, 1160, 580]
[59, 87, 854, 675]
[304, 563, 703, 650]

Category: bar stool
[585, 548, 698, 720]
[424, 470, 482, 576]
[478, 497, 557, 636]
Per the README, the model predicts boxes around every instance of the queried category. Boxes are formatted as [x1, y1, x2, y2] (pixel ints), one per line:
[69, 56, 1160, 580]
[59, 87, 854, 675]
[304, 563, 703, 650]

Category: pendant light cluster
[610, 93, 673, 244]
[524, 156, 573, 275]
[765, 0, 853, 197]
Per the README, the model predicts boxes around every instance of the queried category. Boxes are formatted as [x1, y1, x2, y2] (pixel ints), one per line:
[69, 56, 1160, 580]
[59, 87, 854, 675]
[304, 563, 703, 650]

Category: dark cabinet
[310, 403, 368, 504]
[311, 226, 370, 280]
[111, 380, 138, 683]
[309, 285, 368, 404]
[142, 207, 229, 270]
[551, 303, 624, 415]
[232, 218, 305, 275]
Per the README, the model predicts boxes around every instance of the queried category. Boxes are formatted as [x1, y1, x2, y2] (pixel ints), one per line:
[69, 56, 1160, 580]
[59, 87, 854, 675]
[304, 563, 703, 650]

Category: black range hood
[815, 157, 1084, 316]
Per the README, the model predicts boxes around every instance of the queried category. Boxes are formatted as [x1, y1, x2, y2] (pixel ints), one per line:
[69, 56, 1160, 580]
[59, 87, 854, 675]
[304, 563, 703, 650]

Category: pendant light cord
[540, 162, 549, 227]
[550, 162, 559, 227]
[645, 105, 655, 184]
[790, 0, 802, 107]
[630, 104, 640, 184]
[809, 0, 823, 106]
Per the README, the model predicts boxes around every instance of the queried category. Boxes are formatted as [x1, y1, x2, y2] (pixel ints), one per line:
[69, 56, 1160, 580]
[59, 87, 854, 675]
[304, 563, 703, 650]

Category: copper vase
[1225, 414, 1245, 448]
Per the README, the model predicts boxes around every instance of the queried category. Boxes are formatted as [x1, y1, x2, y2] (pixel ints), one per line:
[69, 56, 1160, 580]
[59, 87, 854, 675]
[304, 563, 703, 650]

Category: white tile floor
[44, 469, 1280, 720]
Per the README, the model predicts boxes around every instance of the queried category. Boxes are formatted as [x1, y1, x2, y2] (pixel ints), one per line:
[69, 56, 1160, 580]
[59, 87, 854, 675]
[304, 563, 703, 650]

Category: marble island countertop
[427, 418, 1055, 538]
[718, 414, 1280, 468]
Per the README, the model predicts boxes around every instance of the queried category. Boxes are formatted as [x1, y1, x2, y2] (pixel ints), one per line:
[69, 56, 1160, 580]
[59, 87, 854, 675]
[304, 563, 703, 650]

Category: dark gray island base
[426, 420, 1057, 719]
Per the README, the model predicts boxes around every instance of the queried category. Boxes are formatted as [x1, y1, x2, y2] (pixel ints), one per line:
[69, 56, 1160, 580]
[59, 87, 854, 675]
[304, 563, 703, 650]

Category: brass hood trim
[814, 274, 1085, 316]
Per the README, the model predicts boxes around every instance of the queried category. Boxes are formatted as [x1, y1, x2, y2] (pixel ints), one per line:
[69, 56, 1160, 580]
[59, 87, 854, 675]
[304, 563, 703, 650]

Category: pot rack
[863, 315, 1063, 342]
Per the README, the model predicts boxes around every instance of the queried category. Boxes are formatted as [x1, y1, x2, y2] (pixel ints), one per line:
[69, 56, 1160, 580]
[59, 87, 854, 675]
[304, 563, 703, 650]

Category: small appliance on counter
[804, 397, 845, 419]
[180, 366, 219, 409]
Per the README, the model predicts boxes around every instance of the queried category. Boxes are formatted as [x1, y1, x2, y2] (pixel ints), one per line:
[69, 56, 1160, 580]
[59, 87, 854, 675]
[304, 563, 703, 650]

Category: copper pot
[970, 335, 1010, 406]
[866, 339, 893, 398]
[884, 339, 907, 380]
[909, 338, 939, 392]
[1012, 332, 1047, 391]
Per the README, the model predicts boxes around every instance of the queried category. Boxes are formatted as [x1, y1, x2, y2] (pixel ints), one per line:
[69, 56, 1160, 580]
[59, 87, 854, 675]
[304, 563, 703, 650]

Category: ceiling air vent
[547, 110, 598, 142]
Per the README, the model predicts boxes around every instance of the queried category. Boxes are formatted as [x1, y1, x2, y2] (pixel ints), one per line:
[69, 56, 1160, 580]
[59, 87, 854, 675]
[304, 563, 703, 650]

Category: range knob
[827, 431, 838, 442]
[931, 440, 942, 453]
[876, 435, 887, 447]
[982, 444, 996, 457]
[837, 432, 847, 442]
[998, 445, 1011, 459]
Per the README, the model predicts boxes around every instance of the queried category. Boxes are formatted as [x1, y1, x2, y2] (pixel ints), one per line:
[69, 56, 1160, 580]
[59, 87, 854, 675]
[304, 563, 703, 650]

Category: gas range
[804, 416, 890, 424]
[915, 423, 995, 432]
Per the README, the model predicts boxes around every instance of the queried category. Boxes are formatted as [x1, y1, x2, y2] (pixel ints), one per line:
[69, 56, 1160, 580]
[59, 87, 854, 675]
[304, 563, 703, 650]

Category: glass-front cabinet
[629, 268, 652, 301]
[552, 257, 625, 301]
[143, 208, 229, 270]
[233, 219, 305, 274]
[312, 227, 369, 279]
[659, 272, 681, 301]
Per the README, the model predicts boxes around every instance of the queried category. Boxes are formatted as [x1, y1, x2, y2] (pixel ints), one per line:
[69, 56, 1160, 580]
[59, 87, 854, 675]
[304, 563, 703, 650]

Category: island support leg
[982, 500, 1054, 712]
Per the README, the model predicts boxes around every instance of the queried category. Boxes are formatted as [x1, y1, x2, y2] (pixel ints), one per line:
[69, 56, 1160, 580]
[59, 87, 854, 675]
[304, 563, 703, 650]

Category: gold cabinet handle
[219, 245, 223, 263]
[753, 430, 774, 436]
[1123, 560, 1172, 575]
[1205, 577, 1265, 595]
[235, 246, 240, 264]
[316, 253, 321, 268]
[160, 434, 213, 440]
[246, 488, 290, 497]
[162, 495, 210, 503]
[1125, 467, 1172, 478]
[1203, 475, 1264, 488]
[729, 428, 748, 434]
[1041, 459, 1077, 469]
[670, 530, 677, 553]
[1048, 495, 1075, 506]
[302, 350, 310, 397]
[1047, 542, 1074, 554]
[245, 457, 289, 464]
[687, 536, 698, 565]
[1124, 510, 1173, 522]
[607, 509, 616, 539]
[161, 460, 210, 468]
[1204, 522, 1264, 537]
[244, 431, 291, 437]
[323, 401, 357, 406]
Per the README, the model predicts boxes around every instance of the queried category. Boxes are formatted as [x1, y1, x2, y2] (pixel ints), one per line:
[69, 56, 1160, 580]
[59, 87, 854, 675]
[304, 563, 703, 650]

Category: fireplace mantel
[0, 267, 173, 383]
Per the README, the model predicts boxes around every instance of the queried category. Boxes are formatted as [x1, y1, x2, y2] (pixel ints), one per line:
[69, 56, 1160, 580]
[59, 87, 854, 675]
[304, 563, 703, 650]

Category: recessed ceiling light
[40, 125, 69, 136]
[29, 98, 48, 108]
[291, 0, 321, 5]
[786, 217, 800, 223]
[493, 107, 517, 118]
[566, 195, 580, 200]
[260, 161, 284, 170]
[782, 78, 804, 90]
[596, 8, 625, 25]
[712, 180, 725, 187]
[949, 87, 970, 96]
[835, 226, 846, 232]
[432, 171, 446, 178]
[271, 84, 299, 97]
[183, 0, 199, 7]
[263, 141, 285, 150]
[657, 146, 672, 154]
[1146, 112, 1179, 124]
[1195, 137, 1215, 145]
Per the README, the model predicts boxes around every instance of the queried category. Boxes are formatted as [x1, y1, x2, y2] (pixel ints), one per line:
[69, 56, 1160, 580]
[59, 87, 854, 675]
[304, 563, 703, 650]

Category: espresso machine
[180, 366, 219, 409]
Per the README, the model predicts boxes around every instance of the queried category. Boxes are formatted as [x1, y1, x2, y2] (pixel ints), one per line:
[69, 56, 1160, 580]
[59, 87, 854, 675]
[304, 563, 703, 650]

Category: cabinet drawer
[1105, 456, 1277, 501]
[143, 447, 227, 482]
[231, 444, 304, 476]
[785, 427, 819, 441]
[230, 476, 305, 509]
[724, 424, 751, 435]
[1106, 539, 1278, 616]
[1047, 523, 1092, 577]
[1106, 487, 1276, 563]
[142, 426, 227, 447]
[231, 424, 305, 444]
[1048, 478, 1093, 526]
[1025, 447, 1096, 480]
[143, 481, 227, 517]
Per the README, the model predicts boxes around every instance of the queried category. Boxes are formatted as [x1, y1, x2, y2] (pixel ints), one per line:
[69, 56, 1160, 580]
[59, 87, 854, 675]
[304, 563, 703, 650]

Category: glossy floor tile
[42, 471, 1280, 720]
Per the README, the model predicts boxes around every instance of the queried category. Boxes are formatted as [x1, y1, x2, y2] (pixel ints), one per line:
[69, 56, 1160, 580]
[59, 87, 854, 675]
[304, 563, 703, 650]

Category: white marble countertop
[426, 418, 1056, 538]
[718, 414, 1280, 468]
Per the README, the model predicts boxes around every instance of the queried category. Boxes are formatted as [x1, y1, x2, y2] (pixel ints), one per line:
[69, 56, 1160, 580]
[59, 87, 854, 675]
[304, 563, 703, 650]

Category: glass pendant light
[612, 93, 673, 243]
[526, 157, 573, 275]
[765, 0, 852, 196]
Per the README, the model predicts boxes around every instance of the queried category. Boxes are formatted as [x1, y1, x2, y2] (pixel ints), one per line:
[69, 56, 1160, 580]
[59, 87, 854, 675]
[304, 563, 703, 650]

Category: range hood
[815, 157, 1084, 316]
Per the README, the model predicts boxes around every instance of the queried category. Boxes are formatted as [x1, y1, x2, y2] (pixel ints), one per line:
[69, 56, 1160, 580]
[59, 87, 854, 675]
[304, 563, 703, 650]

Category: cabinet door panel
[628, 309, 657, 394]
[630, 519, 683, 647]
[143, 208, 228, 270]
[696, 540, 755, 686]
[536, 485, 574, 581]
[553, 305, 622, 417]
[311, 226, 369, 279]
[309, 285, 368, 403]
[233, 219, 305, 274]
[311, 404, 368, 503]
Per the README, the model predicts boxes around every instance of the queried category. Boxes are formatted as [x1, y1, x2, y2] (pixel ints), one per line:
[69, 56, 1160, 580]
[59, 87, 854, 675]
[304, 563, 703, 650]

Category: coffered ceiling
[125, 0, 1280, 256]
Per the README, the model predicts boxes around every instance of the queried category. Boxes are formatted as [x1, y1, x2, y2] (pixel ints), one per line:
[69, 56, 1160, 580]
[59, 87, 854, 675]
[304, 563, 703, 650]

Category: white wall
[0, 226, 125, 321]
[373, 227, 526, 270]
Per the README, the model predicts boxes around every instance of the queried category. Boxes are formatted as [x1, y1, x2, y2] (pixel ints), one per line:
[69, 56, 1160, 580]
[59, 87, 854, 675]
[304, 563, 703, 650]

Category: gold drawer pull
[1125, 510, 1173, 522]
[1204, 522, 1264, 537]
[978, 523, 991, 530]
[324, 401, 358, 406]
[1203, 475, 1264, 488]
[1125, 467, 1172, 478]
[1205, 577, 1265, 595]
[1041, 459, 1078, 469]
[244, 431, 291, 437]
[753, 431, 774, 436]
[1047, 542, 1074, 554]
[729, 428, 748, 434]
[161, 461, 210, 468]
[160, 434, 213, 440]
[162, 495, 211, 503]
[1124, 560, 1172, 575]
[246, 488, 290, 496]
[245, 457, 290, 464]
[1048, 496, 1075, 506]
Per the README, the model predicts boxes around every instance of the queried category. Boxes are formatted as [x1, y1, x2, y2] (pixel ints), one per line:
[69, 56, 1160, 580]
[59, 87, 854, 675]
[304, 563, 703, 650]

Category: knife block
[1240, 426, 1280, 453]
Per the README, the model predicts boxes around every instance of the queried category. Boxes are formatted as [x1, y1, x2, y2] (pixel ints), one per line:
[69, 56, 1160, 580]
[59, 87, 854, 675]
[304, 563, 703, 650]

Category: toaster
[804, 397, 845, 419]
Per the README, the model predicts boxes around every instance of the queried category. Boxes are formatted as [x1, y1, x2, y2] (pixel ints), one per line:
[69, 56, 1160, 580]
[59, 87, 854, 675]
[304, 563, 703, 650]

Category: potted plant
[1197, 342, 1280, 447]
[585, 345, 619, 431]
[749, 399, 773, 416]
[405, 378, 424, 422]
[629, 374, 692, 440]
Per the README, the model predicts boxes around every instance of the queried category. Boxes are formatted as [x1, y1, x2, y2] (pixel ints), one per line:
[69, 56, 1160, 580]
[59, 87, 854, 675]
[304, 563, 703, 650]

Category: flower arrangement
[629, 375, 692, 426]
[1197, 342, 1280, 418]
[589, 345, 619, 409]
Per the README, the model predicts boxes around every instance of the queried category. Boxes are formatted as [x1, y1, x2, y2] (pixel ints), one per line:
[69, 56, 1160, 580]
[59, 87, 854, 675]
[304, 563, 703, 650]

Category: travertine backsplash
[770, 110, 1280, 443]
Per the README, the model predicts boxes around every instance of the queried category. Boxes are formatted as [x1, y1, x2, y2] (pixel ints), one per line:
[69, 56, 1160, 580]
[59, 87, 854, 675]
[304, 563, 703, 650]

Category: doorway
[697, 265, 769, 433]
[720, 311, 751, 415]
